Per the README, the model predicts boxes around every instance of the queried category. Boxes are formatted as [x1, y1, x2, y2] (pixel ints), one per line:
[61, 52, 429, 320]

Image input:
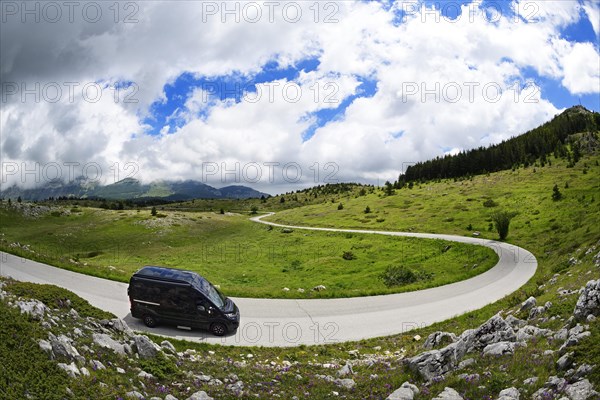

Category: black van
[128, 266, 240, 336]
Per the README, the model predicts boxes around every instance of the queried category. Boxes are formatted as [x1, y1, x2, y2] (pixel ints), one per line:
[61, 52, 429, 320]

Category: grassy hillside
[1, 154, 599, 399]
[0, 204, 496, 299]
[267, 154, 600, 263]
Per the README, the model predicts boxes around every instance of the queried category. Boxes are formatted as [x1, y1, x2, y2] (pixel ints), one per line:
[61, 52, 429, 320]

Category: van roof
[134, 265, 197, 281]
[133, 266, 211, 294]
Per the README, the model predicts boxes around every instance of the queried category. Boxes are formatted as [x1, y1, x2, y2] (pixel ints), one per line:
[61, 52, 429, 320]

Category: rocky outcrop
[406, 314, 517, 380]
[93, 333, 127, 355]
[574, 280, 600, 320]
[16, 299, 47, 320]
[423, 331, 458, 349]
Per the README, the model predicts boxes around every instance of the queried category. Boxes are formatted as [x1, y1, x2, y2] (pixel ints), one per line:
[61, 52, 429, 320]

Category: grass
[0, 205, 497, 299]
[0, 153, 598, 399]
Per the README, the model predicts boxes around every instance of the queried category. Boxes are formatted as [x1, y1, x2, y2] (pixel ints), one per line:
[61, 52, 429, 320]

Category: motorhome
[128, 266, 240, 336]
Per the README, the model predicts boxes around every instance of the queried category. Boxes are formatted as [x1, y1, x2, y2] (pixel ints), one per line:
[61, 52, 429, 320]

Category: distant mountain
[1, 177, 269, 201]
[219, 185, 267, 199]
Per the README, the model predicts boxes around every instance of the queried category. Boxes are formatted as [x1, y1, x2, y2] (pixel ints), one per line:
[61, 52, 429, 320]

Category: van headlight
[225, 312, 237, 320]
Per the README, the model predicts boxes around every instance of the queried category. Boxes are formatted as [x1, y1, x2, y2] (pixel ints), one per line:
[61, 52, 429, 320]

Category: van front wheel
[210, 322, 227, 336]
[143, 315, 157, 328]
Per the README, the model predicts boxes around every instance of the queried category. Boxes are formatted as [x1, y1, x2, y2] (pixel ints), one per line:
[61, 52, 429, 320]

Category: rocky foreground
[1, 273, 599, 399]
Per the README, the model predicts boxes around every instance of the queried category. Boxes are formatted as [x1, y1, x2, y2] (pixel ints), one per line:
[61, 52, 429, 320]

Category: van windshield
[191, 275, 226, 309]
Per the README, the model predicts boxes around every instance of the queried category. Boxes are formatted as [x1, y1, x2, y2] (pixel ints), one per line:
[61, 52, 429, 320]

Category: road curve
[0, 213, 537, 347]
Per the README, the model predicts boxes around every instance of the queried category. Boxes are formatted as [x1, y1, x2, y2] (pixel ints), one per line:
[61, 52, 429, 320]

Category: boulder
[405, 343, 461, 381]
[498, 387, 520, 400]
[505, 315, 526, 329]
[335, 378, 356, 390]
[386, 381, 419, 400]
[92, 333, 126, 355]
[133, 335, 161, 359]
[186, 391, 213, 400]
[49, 333, 81, 360]
[57, 362, 80, 378]
[520, 296, 537, 312]
[528, 306, 546, 320]
[433, 387, 463, 399]
[337, 362, 353, 377]
[16, 299, 47, 320]
[515, 325, 552, 342]
[574, 280, 600, 320]
[557, 352, 574, 371]
[465, 314, 516, 351]
[38, 339, 53, 358]
[482, 341, 516, 356]
[424, 331, 458, 349]
[161, 340, 177, 354]
[90, 359, 106, 370]
[564, 379, 598, 400]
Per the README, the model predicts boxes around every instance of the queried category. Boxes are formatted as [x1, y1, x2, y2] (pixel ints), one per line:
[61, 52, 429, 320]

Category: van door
[194, 294, 215, 330]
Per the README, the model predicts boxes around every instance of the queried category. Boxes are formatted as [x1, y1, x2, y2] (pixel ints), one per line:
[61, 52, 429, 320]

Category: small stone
[412, 335, 421, 341]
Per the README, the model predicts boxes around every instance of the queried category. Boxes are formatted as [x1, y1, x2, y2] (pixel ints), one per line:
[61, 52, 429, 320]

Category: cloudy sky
[1, 0, 599, 194]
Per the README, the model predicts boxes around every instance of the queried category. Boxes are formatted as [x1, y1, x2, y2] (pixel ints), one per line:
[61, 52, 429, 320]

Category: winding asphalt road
[0, 213, 537, 347]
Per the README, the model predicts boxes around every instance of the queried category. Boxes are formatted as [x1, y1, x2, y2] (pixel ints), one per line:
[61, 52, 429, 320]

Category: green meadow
[0, 204, 496, 299]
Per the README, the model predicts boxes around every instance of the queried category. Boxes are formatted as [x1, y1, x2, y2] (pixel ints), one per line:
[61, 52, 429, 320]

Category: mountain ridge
[0, 177, 269, 201]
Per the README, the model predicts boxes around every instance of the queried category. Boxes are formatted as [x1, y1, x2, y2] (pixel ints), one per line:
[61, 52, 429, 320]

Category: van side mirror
[197, 305, 206, 312]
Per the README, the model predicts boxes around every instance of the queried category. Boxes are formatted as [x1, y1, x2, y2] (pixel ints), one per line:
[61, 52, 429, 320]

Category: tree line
[396, 106, 600, 185]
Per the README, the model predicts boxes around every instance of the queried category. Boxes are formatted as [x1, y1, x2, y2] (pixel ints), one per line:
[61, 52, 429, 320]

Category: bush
[250, 206, 258, 215]
[490, 210, 517, 240]
[337, 203, 344, 210]
[364, 206, 371, 214]
[483, 199, 498, 207]
[151, 206, 157, 216]
[380, 266, 417, 287]
[139, 352, 178, 380]
[342, 251, 356, 260]
[552, 184, 563, 201]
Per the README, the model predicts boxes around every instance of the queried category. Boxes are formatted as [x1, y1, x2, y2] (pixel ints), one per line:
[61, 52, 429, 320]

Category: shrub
[490, 210, 517, 240]
[151, 206, 157, 216]
[552, 184, 563, 201]
[364, 206, 371, 214]
[250, 206, 258, 215]
[337, 203, 344, 210]
[483, 199, 498, 207]
[380, 266, 417, 287]
[342, 251, 356, 260]
[139, 352, 178, 380]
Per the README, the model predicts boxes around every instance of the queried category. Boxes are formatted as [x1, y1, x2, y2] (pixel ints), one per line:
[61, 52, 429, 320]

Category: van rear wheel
[210, 322, 227, 336]
[143, 315, 157, 328]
